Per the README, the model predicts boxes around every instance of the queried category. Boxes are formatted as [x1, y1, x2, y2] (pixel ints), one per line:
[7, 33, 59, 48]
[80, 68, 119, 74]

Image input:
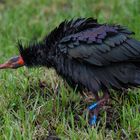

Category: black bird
[1, 18, 140, 125]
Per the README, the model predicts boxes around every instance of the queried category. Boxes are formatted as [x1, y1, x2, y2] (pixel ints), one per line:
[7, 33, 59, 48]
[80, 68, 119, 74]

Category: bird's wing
[58, 24, 140, 66]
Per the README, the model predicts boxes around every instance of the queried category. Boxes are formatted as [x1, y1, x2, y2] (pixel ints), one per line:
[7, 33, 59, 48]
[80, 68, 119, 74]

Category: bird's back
[45, 18, 140, 93]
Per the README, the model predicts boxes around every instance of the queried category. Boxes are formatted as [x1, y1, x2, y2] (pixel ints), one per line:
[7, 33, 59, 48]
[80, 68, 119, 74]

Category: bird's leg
[88, 90, 109, 125]
[88, 94, 100, 125]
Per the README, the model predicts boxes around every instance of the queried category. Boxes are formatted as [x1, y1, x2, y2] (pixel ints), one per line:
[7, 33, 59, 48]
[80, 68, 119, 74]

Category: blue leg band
[90, 115, 97, 125]
[88, 102, 98, 110]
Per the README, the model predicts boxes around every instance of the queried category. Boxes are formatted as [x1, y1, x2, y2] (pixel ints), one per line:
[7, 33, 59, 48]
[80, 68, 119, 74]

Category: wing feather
[58, 24, 140, 66]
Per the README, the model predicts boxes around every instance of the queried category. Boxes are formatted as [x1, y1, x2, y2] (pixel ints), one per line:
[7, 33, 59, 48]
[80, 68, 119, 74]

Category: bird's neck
[18, 41, 53, 68]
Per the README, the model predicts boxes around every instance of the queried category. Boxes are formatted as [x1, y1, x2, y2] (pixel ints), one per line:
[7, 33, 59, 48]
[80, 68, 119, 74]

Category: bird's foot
[88, 91, 109, 126]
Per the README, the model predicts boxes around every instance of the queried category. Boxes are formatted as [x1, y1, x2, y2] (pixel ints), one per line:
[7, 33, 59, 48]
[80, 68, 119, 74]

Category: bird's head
[0, 41, 53, 69]
[0, 55, 24, 69]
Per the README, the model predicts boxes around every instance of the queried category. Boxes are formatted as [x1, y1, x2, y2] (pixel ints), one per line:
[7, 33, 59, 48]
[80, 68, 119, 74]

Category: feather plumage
[18, 18, 140, 93]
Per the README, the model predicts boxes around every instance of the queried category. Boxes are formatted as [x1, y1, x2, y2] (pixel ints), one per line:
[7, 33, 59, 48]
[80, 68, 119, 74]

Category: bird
[1, 17, 140, 126]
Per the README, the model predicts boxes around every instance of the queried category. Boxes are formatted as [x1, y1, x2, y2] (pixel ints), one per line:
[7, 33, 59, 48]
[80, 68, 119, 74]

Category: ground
[0, 0, 140, 139]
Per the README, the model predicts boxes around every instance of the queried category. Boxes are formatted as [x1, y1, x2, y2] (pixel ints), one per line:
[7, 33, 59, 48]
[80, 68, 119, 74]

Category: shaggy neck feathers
[17, 18, 99, 68]
[17, 41, 53, 67]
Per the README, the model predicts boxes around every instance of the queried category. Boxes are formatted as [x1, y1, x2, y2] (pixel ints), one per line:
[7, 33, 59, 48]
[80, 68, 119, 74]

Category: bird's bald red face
[0, 55, 24, 69]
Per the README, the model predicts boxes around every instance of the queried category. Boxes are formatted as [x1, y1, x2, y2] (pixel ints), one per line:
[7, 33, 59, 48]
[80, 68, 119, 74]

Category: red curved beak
[0, 56, 24, 69]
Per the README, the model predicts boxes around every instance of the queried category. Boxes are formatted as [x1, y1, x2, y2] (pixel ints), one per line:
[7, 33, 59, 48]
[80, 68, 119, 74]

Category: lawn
[0, 0, 140, 139]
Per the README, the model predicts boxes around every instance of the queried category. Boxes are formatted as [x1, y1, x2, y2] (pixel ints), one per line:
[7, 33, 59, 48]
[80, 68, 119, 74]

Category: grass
[0, 0, 140, 139]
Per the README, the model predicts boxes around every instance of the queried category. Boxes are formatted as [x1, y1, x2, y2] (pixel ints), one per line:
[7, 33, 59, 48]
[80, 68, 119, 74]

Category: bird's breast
[54, 56, 101, 93]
